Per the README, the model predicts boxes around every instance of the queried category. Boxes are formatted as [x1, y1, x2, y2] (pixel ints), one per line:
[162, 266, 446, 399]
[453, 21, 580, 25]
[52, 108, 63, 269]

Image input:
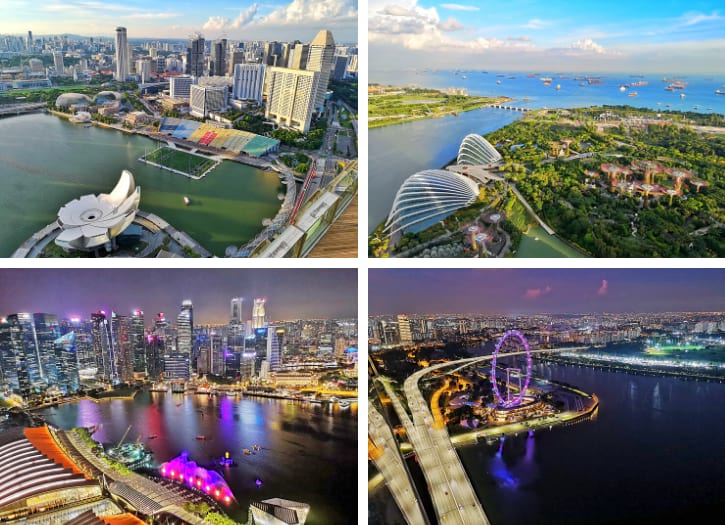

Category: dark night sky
[0, 269, 357, 324]
[369, 268, 725, 315]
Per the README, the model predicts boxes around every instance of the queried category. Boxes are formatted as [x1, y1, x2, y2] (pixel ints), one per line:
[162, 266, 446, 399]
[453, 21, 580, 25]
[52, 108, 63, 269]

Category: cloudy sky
[0, 269, 357, 325]
[369, 0, 725, 73]
[369, 269, 725, 315]
[1, 0, 358, 42]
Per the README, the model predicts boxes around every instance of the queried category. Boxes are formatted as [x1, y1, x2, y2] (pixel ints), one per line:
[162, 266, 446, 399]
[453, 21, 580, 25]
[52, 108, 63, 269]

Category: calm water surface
[459, 362, 725, 525]
[40, 391, 357, 524]
[0, 114, 282, 256]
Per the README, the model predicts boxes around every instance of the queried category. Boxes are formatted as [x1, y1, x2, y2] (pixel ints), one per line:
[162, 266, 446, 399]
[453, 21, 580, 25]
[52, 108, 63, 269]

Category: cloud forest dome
[384, 169, 479, 236]
[457, 134, 503, 166]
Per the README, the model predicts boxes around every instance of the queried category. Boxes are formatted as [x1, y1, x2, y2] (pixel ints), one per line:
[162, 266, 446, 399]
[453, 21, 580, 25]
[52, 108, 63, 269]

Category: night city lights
[369, 268, 725, 525]
[0, 268, 357, 524]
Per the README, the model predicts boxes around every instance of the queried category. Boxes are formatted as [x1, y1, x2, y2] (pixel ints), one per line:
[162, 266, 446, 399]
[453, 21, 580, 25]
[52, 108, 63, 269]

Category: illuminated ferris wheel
[490, 330, 532, 407]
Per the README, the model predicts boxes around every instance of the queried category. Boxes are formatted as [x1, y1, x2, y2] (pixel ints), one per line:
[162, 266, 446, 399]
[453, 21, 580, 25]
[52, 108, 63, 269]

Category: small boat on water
[253, 444, 261, 451]
[196, 435, 207, 440]
[243, 448, 251, 455]
[183, 196, 190, 205]
[628, 92, 638, 97]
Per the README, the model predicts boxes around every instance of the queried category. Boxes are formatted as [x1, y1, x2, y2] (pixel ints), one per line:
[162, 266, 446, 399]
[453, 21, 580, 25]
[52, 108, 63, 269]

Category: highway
[374, 346, 588, 525]
[369, 404, 428, 525]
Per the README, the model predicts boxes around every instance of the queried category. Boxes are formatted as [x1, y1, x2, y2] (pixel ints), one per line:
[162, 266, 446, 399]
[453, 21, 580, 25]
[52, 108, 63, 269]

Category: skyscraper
[288, 43, 309, 70]
[211, 38, 227, 76]
[231, 298, 244, 324]
[27, 30, 32, 51]
[91, 311, 116, 383]
[33, 313, 60, 384]
[305, 30, 335, 112]
[114, 313, 134, 382]
[177, 300, 193, 356]
[188, 35, 205, 78]
[397, 314, 413, 345]
[189, 84, 228, 118]
[53, 50, 64, 75]
[131, 310, 146, 374]
[266, 326, 281, 372]
[54, 332, 80, 393]
[115, 27, 128, 81]
[265, 67, 318, 133]
[252, 298, 266, 329]
[232, 63, 266, 104]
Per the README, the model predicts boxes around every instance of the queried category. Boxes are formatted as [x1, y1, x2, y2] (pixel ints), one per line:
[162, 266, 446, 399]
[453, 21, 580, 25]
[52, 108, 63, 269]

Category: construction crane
[116, 425, 132, 448]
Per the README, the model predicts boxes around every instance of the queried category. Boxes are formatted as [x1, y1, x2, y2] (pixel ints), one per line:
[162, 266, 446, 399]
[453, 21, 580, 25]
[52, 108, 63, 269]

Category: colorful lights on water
[159, 451, 234, 504]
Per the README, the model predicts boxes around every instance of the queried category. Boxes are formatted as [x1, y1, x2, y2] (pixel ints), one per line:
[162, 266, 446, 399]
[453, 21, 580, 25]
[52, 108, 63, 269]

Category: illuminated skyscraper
[91, 311, 117, 383]
[131, 310, 145, 374]
[266, 326, 281, 372]
[54, 332, 80, 393]
[114, 313, 134, 382]
[397, 314, 413, 345]
[115, 27, 128, 81]
[252, 298, 266, 329]
[231, 298, 244, 324]
[33, 313, 61, 384]
[177, 300, 194, 356]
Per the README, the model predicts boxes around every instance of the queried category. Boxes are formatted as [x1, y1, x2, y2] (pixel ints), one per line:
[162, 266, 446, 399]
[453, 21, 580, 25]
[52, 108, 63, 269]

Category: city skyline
[1, 0, 358, 42]
[369, 269, 725, 315]
[0, 269, 357, 324]
[369, 0, 725, 73]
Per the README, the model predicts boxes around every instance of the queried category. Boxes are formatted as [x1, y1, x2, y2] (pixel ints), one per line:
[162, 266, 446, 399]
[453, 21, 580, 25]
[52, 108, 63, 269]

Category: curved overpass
[377, 346, 587, 525]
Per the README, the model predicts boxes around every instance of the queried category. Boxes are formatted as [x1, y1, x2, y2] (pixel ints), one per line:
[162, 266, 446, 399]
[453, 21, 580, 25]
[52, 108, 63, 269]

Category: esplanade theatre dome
[94, 91, 123, 104]
[384, 169, 479, 236]
[457, 134, 503, 166]
[55, 93, 91, 109]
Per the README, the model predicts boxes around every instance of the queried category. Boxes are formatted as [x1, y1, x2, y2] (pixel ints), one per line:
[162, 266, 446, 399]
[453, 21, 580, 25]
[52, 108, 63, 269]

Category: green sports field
[144, 147, 217, 177]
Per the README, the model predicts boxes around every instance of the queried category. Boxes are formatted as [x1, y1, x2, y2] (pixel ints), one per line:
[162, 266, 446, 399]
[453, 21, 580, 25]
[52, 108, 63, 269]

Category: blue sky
[369, 0, 725, 73]
[1, 0, 358, 43]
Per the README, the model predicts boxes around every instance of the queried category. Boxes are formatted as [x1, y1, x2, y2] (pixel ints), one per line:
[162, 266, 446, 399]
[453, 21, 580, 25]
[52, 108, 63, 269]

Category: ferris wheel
[490, 330, 532, 407]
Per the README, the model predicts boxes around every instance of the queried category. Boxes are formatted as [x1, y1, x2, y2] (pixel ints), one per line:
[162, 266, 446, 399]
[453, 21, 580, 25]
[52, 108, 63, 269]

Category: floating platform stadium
[157, 117, 279, 157]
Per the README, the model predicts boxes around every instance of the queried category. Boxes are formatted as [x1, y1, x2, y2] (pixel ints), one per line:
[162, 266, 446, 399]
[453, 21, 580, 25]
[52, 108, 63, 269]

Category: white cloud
[381, 5, 419, 17]
[597, 279, 608, 296]
[438, 17, 464, 32]
[262, 0, 357, 26]
[125, 12, 180, 20]
[681, 10, 723, 26]
[440, 3, 479, 11]
[523, 19, 547, 29]
[570, 38, 606, 54]
[203, 3, 258, 31]
[507, 36, 531, 42]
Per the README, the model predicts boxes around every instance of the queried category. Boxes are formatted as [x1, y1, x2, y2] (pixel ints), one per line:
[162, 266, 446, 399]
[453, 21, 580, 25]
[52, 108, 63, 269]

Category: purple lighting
[490, 330, 532, 408]
[159, 451, 235, 503]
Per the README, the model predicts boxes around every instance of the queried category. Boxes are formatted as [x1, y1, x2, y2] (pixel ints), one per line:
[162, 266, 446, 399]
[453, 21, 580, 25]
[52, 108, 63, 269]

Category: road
[369, 404, 428, 525]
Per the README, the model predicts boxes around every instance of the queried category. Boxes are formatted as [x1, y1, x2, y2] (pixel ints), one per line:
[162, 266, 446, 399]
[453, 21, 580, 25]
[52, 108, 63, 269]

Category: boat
[183, 196, 190, 205]
[496, 80, 501, 85]
[461, 75, 467, 80]
[680, 93, 686, 98]
[243, 448, 251, 455]
[619, 85, 627, 92]
[556, 84, 561, 90]
[196, 435, 206, 440]
[148, 434, 158, 440]
[628, 92, 638, 97]
[716, 90, 725, 95]
[253, 444, 260, 451]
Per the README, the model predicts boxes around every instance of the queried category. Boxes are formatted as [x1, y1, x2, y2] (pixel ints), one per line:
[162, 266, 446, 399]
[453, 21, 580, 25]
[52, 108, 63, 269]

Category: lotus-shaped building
[55, 170, 141, 252]
[384, 169, 479, 236]
[457, 134, 502, 166]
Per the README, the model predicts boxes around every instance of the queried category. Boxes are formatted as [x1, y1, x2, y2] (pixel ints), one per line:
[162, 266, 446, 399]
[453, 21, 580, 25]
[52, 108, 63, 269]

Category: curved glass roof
[457, 134, 502, 166]
[384, 169, 479, 236]
[55, 93, 91, 108]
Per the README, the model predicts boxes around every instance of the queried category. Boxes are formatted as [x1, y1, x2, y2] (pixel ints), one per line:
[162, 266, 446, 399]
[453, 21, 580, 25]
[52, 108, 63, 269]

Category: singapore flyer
[490, 330, 532, 407]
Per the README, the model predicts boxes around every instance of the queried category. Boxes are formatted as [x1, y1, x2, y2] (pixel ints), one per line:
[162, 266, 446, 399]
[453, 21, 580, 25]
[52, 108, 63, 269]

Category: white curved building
[55, 170, 141, 252]
[384, 169, 479, 236]
[457, 134, 502, 166]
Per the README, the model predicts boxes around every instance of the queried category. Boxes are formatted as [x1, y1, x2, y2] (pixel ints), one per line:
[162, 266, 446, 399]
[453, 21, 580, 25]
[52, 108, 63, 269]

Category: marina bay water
[0, 113, 282, 256]
[38, 391, 357, 524]
[458, 358, 725, 525]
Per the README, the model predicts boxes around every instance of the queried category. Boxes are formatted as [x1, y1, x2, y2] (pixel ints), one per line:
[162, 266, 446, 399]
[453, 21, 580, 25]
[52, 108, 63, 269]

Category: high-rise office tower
[266, 326, 281, 372]
[53, 50, 64, 75]
[33, 313, 60, 384]
[211, 38, 227, 76]
[136, 58, 152, 83]
[0, 317, 20, 392]
[231, 298, 244, 324]
[232, 63, 265, 104]
[265, 67, 318, 133]
[170, 76, 194, 99]
[228, 49, 246, 75]
[54, 332, 80, 393]
[263, 41, 281, 66]
[288, 43, 309, 70]
[131, 310, 145, 374]
[27, 30, 33, 51]
[91, 311, 117, 383]
[189, 84, 228, 117]
[305, 30, 335, 112]
[252, 298, 266, 329]
[177, 300, 193, 356]
[115, 27, 128, 81]
[114, 313, 134, 382]
[397, 314, 413, 345]
[188, 35, 205, 78]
